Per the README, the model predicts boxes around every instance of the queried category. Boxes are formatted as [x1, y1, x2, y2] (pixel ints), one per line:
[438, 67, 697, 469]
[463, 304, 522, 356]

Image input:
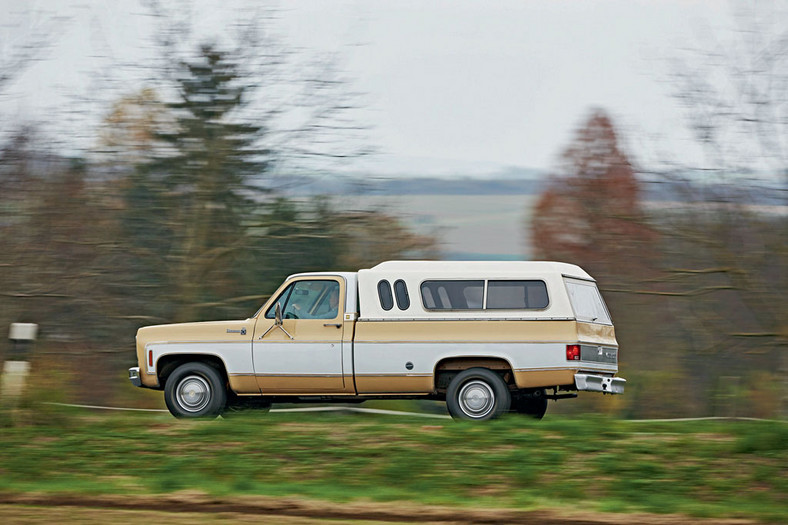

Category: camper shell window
[394, 279, 410, 310]
[486, 280, 548, 309]
[377, 280, 394, 311]
[420, 280, 483, 310]
[420, 280, 549, 311]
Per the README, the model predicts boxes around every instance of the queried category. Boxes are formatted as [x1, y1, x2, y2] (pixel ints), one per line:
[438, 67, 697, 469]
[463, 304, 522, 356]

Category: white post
[1, 323, 38, 408]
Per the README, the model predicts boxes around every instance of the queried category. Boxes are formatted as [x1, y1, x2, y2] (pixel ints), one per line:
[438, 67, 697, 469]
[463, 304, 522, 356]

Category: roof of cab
[366, 260, 593, 281]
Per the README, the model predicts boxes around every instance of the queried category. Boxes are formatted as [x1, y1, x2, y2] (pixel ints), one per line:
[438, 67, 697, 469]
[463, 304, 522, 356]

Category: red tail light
[566, 344, 581, 361]
[148, 349, 153, 367]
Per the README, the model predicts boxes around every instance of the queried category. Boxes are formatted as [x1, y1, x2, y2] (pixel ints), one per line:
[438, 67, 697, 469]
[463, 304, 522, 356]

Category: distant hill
[271, 170, 786, 207]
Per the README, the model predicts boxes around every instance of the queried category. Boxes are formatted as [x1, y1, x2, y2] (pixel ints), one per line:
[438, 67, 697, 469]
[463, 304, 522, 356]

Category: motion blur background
[0, 0, 785, 419]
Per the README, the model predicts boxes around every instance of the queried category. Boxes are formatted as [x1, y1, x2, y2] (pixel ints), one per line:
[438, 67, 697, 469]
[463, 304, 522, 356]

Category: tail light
[148, 349, 154, 368]
[566, 344, 581, 361]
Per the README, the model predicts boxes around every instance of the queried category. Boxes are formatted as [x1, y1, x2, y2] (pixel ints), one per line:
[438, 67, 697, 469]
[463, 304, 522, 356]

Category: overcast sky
[0, 1, 780, 176]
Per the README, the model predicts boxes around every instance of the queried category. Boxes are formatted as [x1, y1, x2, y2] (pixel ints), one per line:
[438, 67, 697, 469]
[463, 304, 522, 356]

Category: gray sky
[0, 0, 773, 176]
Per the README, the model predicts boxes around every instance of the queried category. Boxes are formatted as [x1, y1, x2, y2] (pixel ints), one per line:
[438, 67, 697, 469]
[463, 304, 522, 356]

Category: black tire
[164, 362, 227, 419]
[446, 367, 511, 421]
[512, 392, 548, 420]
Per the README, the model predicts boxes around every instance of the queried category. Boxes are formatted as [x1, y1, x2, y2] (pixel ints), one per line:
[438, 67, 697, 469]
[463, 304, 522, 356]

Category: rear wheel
[446, 367, 511, 421]
[164, 362, 227, 419]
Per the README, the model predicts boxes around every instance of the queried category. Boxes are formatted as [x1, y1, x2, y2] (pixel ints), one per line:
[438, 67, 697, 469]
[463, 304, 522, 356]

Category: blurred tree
[0, 6, 437, 406]
[119, 45, 270, 322]
[248, 198, 438, 305]
[95, 87, 173, 166]
[112, 43, 438, 324]
[0, 130, 121, 342]
[531, 110, 656, 277]
[530, 110, 674, 418]
[656, 6, 787, 417]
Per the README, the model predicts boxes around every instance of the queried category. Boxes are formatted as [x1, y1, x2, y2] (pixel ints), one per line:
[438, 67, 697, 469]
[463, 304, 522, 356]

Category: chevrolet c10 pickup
[130, 261, 625, 420]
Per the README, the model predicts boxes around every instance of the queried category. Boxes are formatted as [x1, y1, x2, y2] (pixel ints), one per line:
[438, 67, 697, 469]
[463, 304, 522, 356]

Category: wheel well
[157, 354, 228, 389]
[434, 357, 515, 393]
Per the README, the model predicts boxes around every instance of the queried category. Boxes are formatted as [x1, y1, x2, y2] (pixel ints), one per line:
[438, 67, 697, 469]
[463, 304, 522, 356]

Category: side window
[420, 280, 484, 310]
[266, 280, 340, 320]
[377, 280, 394, 311]
[487, 280, 549, 309]
[265, 283, 294, 319]
[394, 280, 410, 310]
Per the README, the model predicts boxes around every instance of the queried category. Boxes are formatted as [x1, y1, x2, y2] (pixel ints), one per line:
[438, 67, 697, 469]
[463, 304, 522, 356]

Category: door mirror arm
[259, 303, 294, 340]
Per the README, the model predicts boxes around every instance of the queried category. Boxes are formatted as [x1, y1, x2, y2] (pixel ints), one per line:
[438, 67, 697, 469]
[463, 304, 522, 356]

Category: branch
[602, 285, 737, 297]
[191, 294, 270, 309]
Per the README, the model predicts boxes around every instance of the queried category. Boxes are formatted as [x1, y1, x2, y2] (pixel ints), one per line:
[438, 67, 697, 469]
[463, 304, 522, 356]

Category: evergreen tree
[123, 44, 269, 322]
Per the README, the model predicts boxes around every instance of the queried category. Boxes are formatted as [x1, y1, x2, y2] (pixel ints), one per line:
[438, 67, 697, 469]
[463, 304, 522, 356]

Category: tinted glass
[487, 280, 549, 309]
[266, 280, 340, 320]
[377, 280, 394, 311]
[265, 283, 294, 319]
[420, 280, 484, 310]
[394, 279, 410, 310]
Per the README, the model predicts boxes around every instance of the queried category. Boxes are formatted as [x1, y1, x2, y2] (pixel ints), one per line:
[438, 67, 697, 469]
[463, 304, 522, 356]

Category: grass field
[0, 407, 785, 523]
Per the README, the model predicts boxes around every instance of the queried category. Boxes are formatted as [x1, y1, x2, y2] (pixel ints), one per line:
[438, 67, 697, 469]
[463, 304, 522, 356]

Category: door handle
[323, 323, 342, 328]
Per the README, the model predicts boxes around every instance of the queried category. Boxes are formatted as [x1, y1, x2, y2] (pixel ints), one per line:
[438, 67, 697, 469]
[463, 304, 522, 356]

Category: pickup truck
[129, 261, 625, 420]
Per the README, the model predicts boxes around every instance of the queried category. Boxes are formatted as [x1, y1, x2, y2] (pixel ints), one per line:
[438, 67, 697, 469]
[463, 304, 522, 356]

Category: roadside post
[1, 323, 38, 407]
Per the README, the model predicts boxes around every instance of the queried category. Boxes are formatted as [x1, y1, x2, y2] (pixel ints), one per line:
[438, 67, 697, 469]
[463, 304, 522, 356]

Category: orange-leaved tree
[530, 109, 672, 417]
[531, 109, 655, 275]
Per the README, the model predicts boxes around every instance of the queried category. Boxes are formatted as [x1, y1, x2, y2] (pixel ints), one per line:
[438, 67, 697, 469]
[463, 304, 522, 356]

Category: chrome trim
[128, 367, 142, 388]
[146, 340, 251, 346]
[175, 375, 212, 412]
[574, 373, 626, 394]
[458, 379, 495, 418]
[357, 317, 575, 322]
[254, 373, 344, 378]
[354, 373, 432, 378]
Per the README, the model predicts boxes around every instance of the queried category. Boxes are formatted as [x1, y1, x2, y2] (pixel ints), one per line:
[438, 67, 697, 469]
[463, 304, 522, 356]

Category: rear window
[564, 278, 611, 324]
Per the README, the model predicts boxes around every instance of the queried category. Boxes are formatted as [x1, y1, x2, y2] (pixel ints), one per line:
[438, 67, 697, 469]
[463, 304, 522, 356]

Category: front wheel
[164, 362, 227, 419]
[446, 367, 511, 421]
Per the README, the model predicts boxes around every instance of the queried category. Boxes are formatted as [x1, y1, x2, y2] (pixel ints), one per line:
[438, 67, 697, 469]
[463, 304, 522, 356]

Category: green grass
[0, 408, 785, 522]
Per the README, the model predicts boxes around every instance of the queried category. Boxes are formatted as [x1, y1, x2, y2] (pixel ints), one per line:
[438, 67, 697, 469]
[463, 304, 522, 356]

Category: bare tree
[653, 5, 787, 417]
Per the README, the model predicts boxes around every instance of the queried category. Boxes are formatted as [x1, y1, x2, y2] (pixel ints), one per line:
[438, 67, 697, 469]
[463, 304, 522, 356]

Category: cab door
[252, 278, 346, 393]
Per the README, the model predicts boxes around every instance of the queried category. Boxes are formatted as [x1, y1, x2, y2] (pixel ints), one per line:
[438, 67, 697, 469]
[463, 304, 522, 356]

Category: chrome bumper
[128, 367, 142, 388]
[575, 373, 626, 394]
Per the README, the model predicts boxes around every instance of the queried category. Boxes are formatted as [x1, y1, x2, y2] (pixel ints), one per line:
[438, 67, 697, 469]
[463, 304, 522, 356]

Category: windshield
[564, 278, 611, 324]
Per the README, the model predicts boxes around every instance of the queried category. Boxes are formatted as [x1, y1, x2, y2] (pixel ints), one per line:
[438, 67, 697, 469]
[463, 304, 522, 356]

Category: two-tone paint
[132, 261, 625, 399]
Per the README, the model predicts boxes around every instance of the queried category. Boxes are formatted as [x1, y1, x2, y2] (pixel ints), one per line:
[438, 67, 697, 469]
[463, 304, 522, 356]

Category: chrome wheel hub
[176, 375, 211, 412]
[458, 380, 494, 418]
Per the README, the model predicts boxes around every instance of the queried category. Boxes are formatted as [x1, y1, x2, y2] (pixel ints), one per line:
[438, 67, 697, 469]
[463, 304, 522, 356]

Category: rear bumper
[575, 373, 626, 394]
[128, 367, 142, 388]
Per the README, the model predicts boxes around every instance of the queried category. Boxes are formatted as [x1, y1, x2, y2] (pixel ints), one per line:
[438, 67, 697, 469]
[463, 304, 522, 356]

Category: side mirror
[275, 303, 283, 326]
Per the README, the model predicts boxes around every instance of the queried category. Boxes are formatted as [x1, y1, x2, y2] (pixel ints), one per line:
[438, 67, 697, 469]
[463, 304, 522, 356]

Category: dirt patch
[0, 492, 759, 524]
